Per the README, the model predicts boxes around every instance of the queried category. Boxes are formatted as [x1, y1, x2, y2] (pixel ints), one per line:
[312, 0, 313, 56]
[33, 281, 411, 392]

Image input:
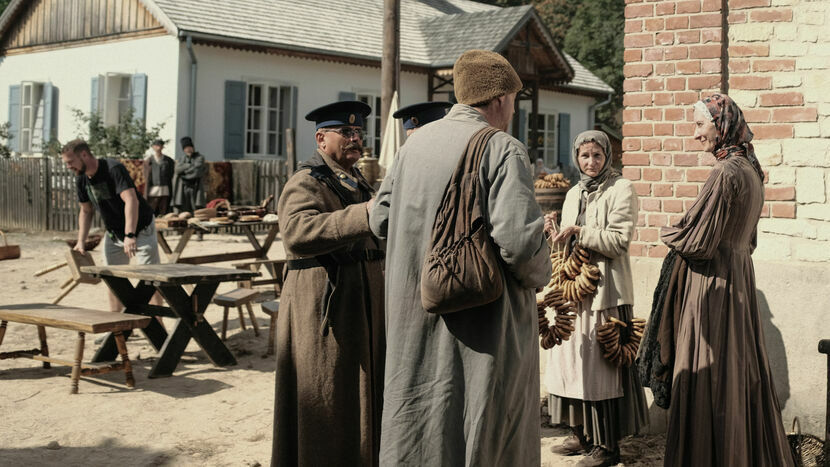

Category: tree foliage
[70, 108, 165, 159]
[0, 0, 11, 16]
[0, 122, 12, 158]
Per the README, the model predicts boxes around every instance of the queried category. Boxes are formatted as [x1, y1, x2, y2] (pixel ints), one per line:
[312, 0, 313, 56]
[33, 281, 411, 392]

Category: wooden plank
[113, 0, 122, 33]
[82, 264, 260, 284]
[0, 304, 151, 333]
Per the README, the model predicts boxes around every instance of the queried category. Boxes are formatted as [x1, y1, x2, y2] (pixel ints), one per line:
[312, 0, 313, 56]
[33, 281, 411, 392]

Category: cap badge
[411, 116, 419, 126]
[349, 114, 356, 124]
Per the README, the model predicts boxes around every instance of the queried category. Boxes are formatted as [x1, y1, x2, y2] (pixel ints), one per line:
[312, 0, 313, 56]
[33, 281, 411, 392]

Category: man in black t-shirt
[61, 139, 163, 312]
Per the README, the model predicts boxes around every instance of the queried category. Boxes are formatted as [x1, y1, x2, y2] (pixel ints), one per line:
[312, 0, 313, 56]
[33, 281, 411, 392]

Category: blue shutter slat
[224, 80, 246, 160]
[8, 85, 21, 153]
[42, 82, 59, 145]
[557, 113, 571, 167]
[131, 73, 147, 123]
[90, 77, 99, 114]
[338, 91, 356, 101]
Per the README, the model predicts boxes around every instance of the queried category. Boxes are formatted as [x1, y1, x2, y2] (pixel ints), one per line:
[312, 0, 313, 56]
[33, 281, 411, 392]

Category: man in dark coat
[142, 139, 175, 216]
[172, 136, 206, 214]
[273, 100, 385, 467]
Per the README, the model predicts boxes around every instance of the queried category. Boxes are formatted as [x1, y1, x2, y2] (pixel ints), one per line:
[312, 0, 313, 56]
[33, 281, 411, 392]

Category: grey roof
[558, 53, 614, 95]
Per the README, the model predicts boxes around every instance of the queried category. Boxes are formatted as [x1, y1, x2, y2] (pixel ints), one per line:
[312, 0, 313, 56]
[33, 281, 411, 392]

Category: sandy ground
[0, 230, 663, 466]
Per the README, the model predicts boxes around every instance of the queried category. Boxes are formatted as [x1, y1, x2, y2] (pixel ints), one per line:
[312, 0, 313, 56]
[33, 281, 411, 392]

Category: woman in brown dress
[661, 94, 794, 466]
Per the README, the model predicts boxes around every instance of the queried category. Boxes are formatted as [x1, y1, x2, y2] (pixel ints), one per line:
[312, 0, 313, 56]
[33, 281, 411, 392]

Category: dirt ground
[0, 230, 663, 466]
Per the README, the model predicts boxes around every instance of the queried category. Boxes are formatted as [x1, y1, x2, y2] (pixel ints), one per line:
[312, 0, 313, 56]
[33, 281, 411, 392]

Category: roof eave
[138, 0, 179, 36]
[0, 0, 27, 40]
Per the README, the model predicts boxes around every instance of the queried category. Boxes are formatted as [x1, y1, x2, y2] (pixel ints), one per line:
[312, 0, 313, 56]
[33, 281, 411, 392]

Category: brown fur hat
[452, 50, 523, 106]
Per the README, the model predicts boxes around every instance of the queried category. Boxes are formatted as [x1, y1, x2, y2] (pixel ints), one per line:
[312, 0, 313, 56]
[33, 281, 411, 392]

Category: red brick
[666, 16, 689, 30]
[676, 184, 699, 198]
[731, 75, 772, 90]
[683, 200, 696, 211]
[656, 2, 676, 16]
[760, 203, 770, 218]
[759, 92, 803, 107]
[623, 167, 642, 180]
[656, 32, 675, 45]
[701, 28, 722, 43]
[665, 168, 685, 181]
[670, 214, 686, 224]
[624, 92, 653, 106]
[663, 138, 683, 151]
[648, 244, 670, 258]
[644, 47, 664, 61]
[702, 0, 721, 11]
[623, 123, 654, 137]
[771, 203, 796, 219]
[677, 30, 700, 44]
[663, 199, 685, 212]
[650, 154, 671, 167]
[676, 0, 701, 13]
[654, 123, 675, 135]
[625, 33, 654, 48]
[645, 17, 665, 31]
[626, 19, 644, 33]
[729, 59, 751, 73]
[676, 60, 701, 75]
[675, 92, 699, 105]
[644, 78, 665, 91]
[653, 183, 674, 197]
[643, 168, 663, 181]
[701, 59, 721, 73]
[688, 75, 721, 90]
[623, 109, 642, 122]
[626, 0, 643, 4]
[732, 0, 771, 9]
[641, 198, 661, 211]
[750, 8, 793, 22]
[676, 122, 695, 135]
[689, 44, 721, 59]
[772, 107, 817, 122]
[624, 49, 643, 63]
[637, 213, 647, 227]
[753, 124, 794, 139]
[656, 62, 676, 75]
[687, 168, 712, 182]
[765, 186, 795, 201]
[743, 108, 771, 123]
[623, 138, 642, 151]
[642, 109, 661, 122]
[623, 153, 651, 166]
[643, 138, 663, 151]
[753, 59, 795, 72]
[632, 182, 652, 196]
[690, 13, 721, 28]
[728, 11, 747, 23]
[647, 214, 669, 227]
[638, 228, 660, 242]
[626, 3, 654, 18]
[665, 46, 689, 60]
[729, 44, 769, 57]
[666, 78, 686, 91]
[629, 243, 646, 257]
[624, 63, 654, 77]
[624, 78, 643, 92]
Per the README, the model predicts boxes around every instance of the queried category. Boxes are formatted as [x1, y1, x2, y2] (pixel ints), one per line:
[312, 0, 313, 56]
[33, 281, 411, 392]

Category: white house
[0, 0, 613, 172]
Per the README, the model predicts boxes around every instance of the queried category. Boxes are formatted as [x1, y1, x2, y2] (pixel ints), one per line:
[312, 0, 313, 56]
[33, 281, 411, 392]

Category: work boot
[576, 446, 620, 467]
[550, 428, 589, 455]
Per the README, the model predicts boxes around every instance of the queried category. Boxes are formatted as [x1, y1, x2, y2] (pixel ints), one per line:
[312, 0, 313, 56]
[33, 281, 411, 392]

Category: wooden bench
[231, 259, 286, 294]
[0, 304, 151, 394]
[212, 288, 260, 340]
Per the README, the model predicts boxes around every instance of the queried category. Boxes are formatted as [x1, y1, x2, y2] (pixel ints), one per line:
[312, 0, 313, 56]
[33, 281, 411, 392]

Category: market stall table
[156, 220, 279, 265]
[81, 264, 260, 378]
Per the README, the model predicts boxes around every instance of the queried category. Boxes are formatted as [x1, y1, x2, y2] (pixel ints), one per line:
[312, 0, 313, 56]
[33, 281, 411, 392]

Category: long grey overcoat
[172, 151, 206, 210]
[273, 150, 385, 466]
[370, 104, 551, 466]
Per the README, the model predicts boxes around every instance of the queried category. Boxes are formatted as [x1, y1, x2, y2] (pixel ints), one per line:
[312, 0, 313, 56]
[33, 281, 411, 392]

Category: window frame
[243, 80, 295, 159]
[98, 73, 132, 126]
[19, 81, 45, 154]
[528, 111, 558, 168]
[356, 92, 382, 157]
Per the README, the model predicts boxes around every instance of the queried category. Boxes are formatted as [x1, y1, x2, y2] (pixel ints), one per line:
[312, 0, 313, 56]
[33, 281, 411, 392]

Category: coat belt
[286, 249, 385, 271]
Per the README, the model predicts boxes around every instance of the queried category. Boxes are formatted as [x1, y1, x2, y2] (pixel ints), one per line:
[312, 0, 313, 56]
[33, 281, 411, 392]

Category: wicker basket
[534, 187, 567, 213]
[787, 417, 826, 467]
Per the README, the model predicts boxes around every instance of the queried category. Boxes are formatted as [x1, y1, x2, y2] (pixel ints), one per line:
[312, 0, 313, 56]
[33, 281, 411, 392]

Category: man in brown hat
[370, 49, 551, 465]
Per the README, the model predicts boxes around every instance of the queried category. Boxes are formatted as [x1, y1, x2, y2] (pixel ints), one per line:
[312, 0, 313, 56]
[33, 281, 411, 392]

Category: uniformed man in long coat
[370, 50, 551, 466]
[273, 100, 385, 466]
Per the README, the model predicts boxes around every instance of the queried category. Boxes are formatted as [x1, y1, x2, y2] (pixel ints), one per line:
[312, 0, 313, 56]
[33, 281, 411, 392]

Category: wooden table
[156, 221, 279, 265]
[81, 264, 259, 378]
[0, 304, 151, 394]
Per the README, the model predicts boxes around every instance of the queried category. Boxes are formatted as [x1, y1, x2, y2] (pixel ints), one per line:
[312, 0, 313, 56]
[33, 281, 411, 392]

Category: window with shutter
[242, 81, 297, 158]
[357, 93, 381, 156]
[527, 112, 559, 168]
[92, 73, 147, 126]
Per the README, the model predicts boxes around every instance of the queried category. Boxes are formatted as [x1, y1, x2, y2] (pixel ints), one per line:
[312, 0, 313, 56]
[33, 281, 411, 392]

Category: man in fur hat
[370, 50, 551, 465]
[172, 136, 206, 215]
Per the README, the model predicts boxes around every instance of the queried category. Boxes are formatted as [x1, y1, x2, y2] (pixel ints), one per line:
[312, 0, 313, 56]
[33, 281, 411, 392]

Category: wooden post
[286, 128, 296, 177]
[381, 0, 400, 139]
[113, 332, 135, 388]
[37, 325, 50, 369]
[71, 331, 85, 394]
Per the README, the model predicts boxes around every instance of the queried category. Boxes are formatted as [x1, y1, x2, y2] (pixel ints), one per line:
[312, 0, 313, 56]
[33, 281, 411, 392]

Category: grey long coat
[172, 151, 206, 210]
[370, 104, 551, 466]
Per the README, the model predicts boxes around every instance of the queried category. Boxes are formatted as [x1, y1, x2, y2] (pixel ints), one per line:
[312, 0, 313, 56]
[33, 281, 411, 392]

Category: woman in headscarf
[544, 130, 649, 467]
[660, 94, 794, 466]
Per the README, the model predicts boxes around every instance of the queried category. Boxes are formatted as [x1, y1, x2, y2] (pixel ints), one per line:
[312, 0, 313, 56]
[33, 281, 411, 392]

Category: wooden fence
[0, 157, 288, 232]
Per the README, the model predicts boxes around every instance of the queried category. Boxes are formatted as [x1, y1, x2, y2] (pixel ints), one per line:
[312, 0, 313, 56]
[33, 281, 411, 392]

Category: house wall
[620, 0, 830, 436]
[0, 35, 181, 155]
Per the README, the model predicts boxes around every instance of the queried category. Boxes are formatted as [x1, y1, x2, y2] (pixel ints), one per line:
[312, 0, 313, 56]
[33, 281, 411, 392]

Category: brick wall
[622, 0, 830, 261]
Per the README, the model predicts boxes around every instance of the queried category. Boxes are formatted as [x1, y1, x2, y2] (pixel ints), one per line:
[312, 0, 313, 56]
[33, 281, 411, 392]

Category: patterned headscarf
[696, 93, 764, 180]
[572, 130, 619, 193]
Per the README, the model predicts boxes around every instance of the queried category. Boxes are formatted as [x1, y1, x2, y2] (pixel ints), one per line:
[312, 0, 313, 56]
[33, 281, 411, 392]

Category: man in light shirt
[142, 139, 175, 216]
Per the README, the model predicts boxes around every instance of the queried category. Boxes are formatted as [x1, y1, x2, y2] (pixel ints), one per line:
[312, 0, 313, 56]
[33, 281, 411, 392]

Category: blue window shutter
[131, 73, 147, 122]
[8, 85, 20, 153]
[224, 80, 246, 160]
[42, 83, 59, 145]
[90, 77, 99, 114]
[557, 113, 571, 166]
[518, 108, 527, 144]
[338, 91, 356, 101]
[291, 86, 298, 131]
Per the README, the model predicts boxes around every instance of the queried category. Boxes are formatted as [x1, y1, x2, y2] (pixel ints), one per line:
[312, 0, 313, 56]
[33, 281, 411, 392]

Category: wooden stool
[212, 288, 260, 340]
[261, 301, 279, 356]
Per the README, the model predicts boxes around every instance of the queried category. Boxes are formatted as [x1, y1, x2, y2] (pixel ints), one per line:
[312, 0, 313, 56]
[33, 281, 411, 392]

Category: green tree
[71, 108, 165, 159]
[0, 122, 12, 158]
[0, 0, 11, 16]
